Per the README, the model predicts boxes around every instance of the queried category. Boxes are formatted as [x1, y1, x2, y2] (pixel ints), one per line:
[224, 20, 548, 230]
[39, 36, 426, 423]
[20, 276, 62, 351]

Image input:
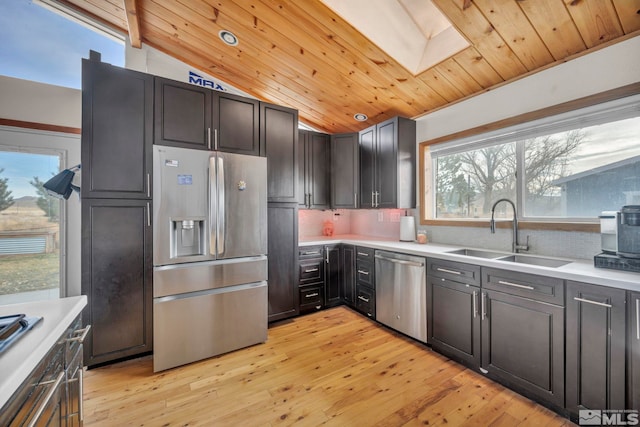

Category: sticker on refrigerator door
[177, 174, 192, 185]
[238, 180, 246, 191]
[165, 159, 179, 167]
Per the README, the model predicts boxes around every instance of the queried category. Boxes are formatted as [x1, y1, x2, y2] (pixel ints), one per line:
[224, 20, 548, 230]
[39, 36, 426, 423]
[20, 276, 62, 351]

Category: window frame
[0, 122, 81, 298]
[419, 82, 640, 232]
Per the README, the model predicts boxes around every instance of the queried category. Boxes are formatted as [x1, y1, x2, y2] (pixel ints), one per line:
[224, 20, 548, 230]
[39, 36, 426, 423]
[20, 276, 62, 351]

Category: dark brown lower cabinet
[566, 281, 626, 420]
[428, 278, 480, 368]
[324, 245, 342, 308]
[481, 289, 565, 409]
[630, 291, 640, 411]
[355, 284, 375, 318]
[427, 259, 481, 368]
[81, 199, 153, 367]
[341, 245, 356, 305]
[267, 203, 299, 321]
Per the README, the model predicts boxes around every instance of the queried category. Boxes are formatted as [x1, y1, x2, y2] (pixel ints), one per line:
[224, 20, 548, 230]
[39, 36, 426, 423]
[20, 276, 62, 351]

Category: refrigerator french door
[152, 145, 267, 372]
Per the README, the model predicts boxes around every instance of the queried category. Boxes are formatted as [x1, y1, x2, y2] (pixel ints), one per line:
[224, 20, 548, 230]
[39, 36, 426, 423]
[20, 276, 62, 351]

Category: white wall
[125, 43, 252, 98]
[413, 35, 640, 260]
[0, 76, 82, 297]
[415, 35, 640, 142]
[0, 75, 81, 128]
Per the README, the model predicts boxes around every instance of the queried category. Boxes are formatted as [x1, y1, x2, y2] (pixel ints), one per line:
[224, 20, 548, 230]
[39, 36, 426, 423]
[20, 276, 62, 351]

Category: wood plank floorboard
[83, 306, 574, 426]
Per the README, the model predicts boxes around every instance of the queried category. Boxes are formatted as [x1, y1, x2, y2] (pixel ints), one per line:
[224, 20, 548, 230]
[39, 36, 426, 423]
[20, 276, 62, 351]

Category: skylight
[320, 0, 469, 76]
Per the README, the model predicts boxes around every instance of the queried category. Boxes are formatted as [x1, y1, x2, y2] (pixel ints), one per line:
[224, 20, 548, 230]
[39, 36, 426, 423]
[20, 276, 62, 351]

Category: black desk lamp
[43, 164, 81, 199]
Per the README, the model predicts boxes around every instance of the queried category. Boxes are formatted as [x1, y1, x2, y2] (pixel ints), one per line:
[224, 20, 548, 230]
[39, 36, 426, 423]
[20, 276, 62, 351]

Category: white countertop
[0, 295, 87, 408]
[300, 235, 640, 291]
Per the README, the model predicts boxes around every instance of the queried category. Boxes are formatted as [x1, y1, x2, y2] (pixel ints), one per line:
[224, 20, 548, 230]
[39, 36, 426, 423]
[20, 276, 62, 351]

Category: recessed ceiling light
[354, 113, 368, 122]
[218, 30, 238, 46]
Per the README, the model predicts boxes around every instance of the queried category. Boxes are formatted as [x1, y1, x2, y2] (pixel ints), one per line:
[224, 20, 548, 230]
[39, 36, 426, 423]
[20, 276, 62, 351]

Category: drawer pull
[304, 268, 319, 273]
[357, 270, 369, 275]
[358, 295, 370, 303]
[497, 280, 534, 290]
[67, 325, 91, 344]
[573, 297, 612, 308]
[29, 371, 65, 427]
[357, 252, 370, 257]
[305, 292, 319, 298]
[302, 251, 321, 256]
[316, 305, 322, 310]
[436, 267, 461, 275]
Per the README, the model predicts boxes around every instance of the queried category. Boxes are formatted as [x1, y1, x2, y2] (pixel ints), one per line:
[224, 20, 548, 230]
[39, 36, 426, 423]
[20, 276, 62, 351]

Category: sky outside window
[0, 0, 124, 89]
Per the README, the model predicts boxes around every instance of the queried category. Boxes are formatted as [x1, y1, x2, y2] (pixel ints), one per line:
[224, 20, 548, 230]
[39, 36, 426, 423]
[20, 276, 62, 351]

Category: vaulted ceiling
[60, 0, 640, 134]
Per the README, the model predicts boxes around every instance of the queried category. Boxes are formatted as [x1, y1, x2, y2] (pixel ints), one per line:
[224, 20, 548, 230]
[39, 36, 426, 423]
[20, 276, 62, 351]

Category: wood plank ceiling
[61, 0, 640, 134]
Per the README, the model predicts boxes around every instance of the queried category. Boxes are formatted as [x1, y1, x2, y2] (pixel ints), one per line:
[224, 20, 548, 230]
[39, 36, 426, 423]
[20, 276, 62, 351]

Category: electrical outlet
[390, 212, 401, 222]
[378, 212, 384, 222]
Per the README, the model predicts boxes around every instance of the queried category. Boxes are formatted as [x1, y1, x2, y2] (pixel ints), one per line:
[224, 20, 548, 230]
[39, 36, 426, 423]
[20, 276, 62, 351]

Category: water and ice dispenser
[171, 218, 205, 258]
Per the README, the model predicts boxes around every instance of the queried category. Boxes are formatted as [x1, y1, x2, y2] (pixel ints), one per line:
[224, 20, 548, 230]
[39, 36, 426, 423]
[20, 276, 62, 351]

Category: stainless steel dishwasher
[375, 250, 427, 343]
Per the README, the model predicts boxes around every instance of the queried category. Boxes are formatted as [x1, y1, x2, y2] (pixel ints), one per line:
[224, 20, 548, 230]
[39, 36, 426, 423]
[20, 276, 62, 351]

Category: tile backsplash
[298, 208, 601, 260]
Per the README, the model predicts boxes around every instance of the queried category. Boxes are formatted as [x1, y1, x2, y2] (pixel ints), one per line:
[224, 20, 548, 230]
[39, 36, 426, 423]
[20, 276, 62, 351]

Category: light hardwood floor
[83, 307, 574, 426]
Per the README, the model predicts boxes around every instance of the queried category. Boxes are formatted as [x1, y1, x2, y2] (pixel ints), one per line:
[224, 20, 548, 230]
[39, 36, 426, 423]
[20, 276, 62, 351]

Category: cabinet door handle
[146, 173, 151, 198]
[214, 128, 218, 151]
[358, 295, 370, 303]
[357, 252, 370, 257]
[207, 127, 212, 150]
[636, 298, 639, 341]
[473, 290, 478, 319]
[79, 367, 84, 422]
[304, 268, 319, 273]
[481, 292, 486, 320]
[354, 192, 357, 208]
[305, 292, 319, 298]
[371, 192, 374, 207]
[357, 270, 369, 275]
[375, 191, 379, 207]
[436, 267, 461, 275]
[497, 280, 534, 290]
[325, 247, 329, 264]
[146, 203, 151, 227]
[573, 297, 612, 308]
[29, 371, 65, 427]
[67, 325, 91, 344]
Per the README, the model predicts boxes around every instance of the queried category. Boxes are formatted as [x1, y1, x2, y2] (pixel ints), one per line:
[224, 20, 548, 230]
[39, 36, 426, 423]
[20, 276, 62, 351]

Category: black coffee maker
[617, 205, 640, 258]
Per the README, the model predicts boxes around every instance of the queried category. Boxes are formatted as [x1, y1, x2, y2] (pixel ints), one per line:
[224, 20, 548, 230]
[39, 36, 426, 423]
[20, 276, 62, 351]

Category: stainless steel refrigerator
[152, 145, 267, 372]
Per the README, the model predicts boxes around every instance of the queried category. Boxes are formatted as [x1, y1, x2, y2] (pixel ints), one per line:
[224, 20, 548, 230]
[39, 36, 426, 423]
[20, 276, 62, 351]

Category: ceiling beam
[123, 0, 142, 48]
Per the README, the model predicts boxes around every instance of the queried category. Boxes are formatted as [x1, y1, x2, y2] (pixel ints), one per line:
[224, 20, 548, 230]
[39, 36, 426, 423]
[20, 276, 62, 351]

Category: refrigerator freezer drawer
[153, 281, 267, 372]
[153, 256, 267, 298]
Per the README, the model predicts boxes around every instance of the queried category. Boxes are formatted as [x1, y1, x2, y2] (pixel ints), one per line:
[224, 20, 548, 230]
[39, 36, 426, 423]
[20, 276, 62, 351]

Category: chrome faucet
[490, 198, 529, 253]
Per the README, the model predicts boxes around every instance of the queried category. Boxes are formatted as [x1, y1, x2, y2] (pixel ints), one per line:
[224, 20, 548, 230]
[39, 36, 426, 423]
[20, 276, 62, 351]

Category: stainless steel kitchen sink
[497, 254, 571, 268]
[446, 248, 506, 259]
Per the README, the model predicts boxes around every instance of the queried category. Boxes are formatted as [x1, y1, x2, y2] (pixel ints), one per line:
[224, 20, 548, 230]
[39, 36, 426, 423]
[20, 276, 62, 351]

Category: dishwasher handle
[375, 254, 424, 268]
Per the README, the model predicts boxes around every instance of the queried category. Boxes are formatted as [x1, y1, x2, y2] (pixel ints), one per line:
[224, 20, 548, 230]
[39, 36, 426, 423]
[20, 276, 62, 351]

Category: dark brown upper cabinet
[81, 59, 153, 200]
[331, 133, 359, 209]
[261, 102, 299, 203]
[358, 117, 416, 209]
[154, 77, 261, 156]
[298, 130, 330, 209]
